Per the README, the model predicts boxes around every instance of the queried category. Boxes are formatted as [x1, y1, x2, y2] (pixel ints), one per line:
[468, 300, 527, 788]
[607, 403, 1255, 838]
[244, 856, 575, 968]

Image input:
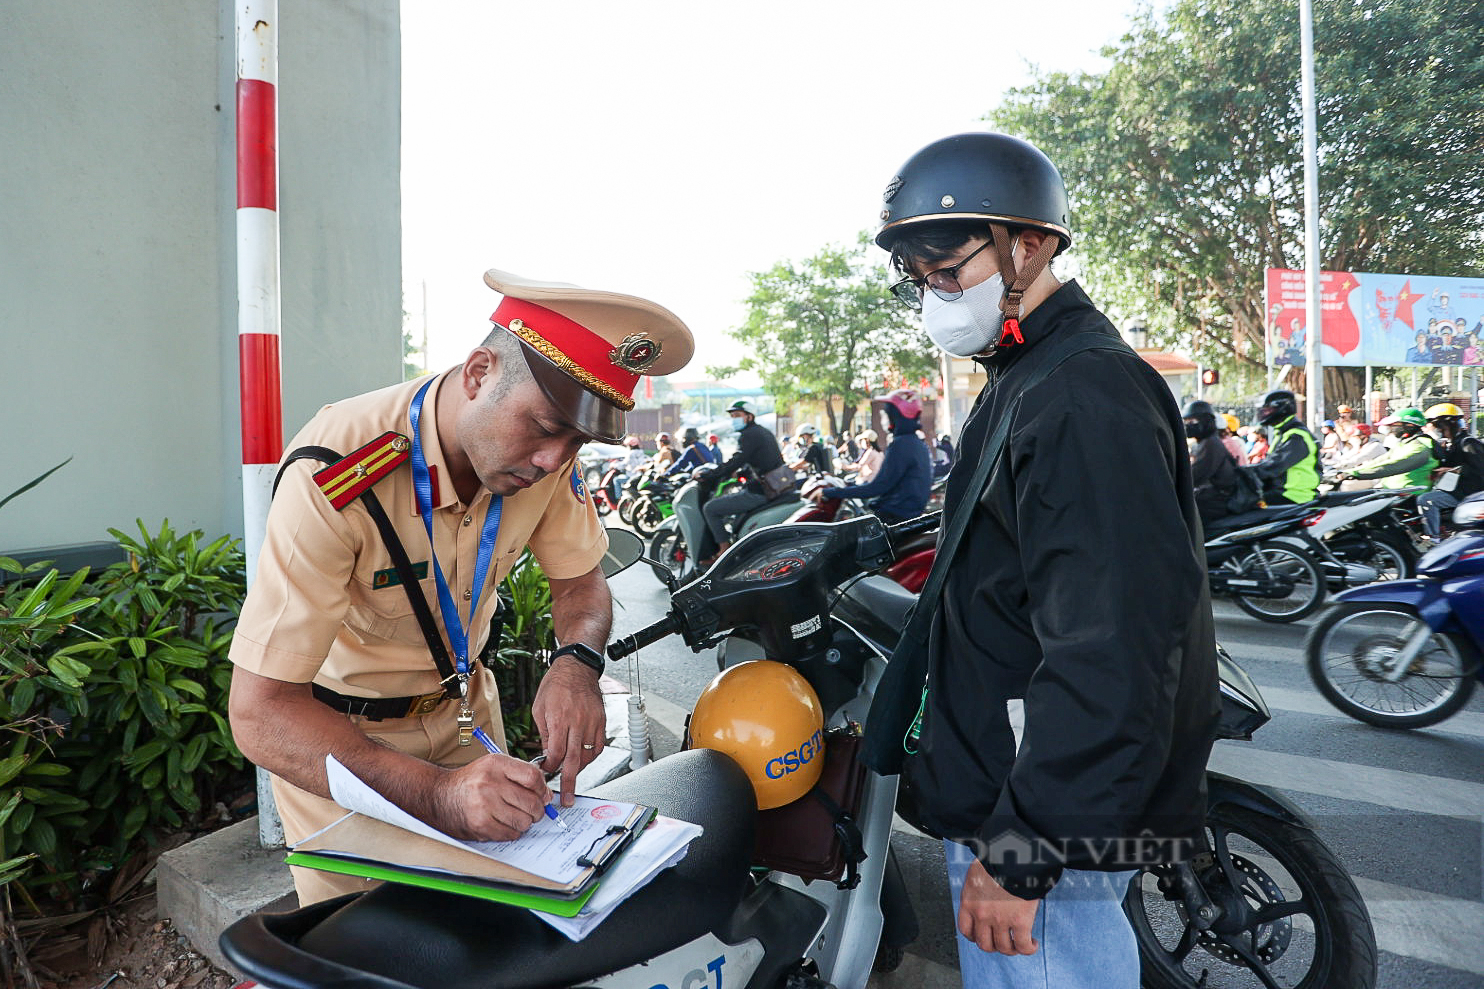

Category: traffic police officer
[228, 269, 692, 903]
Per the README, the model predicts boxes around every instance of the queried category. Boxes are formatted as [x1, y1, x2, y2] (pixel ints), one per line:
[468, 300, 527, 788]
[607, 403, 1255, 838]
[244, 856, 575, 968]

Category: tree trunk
[823, 396, 839, 440]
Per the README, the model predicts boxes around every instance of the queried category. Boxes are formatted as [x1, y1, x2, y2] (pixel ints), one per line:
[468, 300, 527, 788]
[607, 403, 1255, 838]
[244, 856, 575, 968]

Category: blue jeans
[1418, 489, 1460, 537]
[944, 840, 1138, 989]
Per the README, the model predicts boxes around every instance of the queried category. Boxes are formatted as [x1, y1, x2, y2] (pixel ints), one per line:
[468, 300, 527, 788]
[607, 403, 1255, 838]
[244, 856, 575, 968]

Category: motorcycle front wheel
[647, 528, 691, 585]
[616, 494, 639, 525]
[1125, 803, 1377, 989]
[632, 499, 666, 536]
[1227, 542, 1326, 623]
[1304, 602, 1478, 728]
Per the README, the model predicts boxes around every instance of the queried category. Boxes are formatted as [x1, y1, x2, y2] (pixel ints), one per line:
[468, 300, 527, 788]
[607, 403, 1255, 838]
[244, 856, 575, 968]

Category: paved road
[604, 560, 1484, 988]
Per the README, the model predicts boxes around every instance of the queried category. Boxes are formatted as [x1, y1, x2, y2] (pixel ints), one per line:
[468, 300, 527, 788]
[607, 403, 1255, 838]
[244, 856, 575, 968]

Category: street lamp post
[1300, 0, 1324, 428]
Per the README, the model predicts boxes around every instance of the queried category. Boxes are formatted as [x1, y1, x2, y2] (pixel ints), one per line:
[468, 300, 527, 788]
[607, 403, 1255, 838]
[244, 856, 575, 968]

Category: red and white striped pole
[236, 0, 285, 846]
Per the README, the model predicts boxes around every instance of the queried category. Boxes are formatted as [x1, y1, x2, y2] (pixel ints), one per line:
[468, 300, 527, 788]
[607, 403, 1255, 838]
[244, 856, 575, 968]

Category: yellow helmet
[687, 661, 825, 810]
[1425, 402, 1464, 420]
[1222, 413, 1240, 433]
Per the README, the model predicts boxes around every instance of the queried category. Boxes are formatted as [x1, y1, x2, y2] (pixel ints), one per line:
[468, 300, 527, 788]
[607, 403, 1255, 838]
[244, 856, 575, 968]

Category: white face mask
[920, 271, 1009, 358]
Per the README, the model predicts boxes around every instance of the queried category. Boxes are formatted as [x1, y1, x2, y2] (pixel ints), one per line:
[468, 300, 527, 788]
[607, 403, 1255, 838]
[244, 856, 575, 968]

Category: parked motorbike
[711, 519, 1376, 989]
[220, 514, 936, 989]
[1305, 492, 1484, 728]
[220, 515, 1376, 989]
[647, 465, 802, 586]
[1204, 507, 1329, 622]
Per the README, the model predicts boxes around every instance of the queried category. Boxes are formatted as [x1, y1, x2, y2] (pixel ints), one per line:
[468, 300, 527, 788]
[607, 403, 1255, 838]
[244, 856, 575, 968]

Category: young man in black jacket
[700, 399, 785, 564]
[864, 133, 1219, 989]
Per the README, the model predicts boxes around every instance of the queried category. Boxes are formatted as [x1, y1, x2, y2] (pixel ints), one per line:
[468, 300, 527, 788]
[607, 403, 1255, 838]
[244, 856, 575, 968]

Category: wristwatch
[549, 642, 606, 675]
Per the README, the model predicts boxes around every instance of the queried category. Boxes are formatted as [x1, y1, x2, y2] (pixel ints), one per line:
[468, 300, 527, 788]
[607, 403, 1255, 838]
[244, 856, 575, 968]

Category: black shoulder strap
[861, 331, 1132, 774]
[276, 447, 462, 700]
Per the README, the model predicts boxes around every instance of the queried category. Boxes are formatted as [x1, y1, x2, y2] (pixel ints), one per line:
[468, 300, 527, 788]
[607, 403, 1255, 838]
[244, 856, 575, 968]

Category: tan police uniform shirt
[229, 370, 608, 903]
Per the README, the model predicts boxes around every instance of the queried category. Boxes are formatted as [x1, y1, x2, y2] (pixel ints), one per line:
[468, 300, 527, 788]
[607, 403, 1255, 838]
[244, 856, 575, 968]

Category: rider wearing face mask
[863, 132, 1219, 989]
[701, 399, 787, 565]
[1184, 399, 1237, 525]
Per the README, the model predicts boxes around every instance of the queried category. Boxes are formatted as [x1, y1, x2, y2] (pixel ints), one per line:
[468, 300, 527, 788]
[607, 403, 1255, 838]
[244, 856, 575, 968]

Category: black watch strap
[550, 642, 605, 674]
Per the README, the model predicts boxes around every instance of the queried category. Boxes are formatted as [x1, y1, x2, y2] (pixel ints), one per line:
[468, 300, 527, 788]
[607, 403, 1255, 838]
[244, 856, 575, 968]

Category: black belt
[311, 682, 449, 722]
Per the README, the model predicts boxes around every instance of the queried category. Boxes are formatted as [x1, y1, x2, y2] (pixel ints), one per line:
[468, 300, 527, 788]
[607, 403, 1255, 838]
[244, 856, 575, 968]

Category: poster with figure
[1264, 268, 1484, 367]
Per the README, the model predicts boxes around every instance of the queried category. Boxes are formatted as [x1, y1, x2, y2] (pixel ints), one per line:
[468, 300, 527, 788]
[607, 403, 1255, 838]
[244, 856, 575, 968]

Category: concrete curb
[157, 684, 638, 974]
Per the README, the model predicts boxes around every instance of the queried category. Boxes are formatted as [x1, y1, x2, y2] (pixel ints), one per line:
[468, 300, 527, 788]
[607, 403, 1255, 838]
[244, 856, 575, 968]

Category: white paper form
[534, 815, 704, 941]
[323, 754, 646, 886]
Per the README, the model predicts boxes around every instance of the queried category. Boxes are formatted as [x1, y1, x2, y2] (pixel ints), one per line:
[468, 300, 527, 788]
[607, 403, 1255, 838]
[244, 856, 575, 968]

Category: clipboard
[288, 802, 656, 911]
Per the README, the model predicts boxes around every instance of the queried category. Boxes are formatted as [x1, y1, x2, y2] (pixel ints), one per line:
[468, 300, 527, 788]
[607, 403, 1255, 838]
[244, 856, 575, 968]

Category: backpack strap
[812, 788, 867, 890]
[275, 443, 463, 701]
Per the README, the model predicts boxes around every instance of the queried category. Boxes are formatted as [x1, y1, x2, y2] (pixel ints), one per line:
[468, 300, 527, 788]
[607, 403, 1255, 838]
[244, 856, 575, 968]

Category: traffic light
[1200, 368, 1220, 386]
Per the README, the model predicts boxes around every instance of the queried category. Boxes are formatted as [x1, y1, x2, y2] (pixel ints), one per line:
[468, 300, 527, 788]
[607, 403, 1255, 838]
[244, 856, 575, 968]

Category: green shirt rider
[1250, 389, 1320, 504]
[1339, 407, 1438, 490]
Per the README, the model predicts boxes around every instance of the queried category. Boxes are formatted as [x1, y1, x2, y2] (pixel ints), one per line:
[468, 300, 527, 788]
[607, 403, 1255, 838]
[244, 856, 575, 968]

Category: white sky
[401, 0, 1153, 379]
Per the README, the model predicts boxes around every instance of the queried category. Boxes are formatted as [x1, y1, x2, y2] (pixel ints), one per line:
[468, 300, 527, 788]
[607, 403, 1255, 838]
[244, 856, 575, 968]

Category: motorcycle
[647, 465, 803, 586]
[1304, 492, 1484, 728]
[220, 515, 1376, 989]
[591, 459, 624, 517]
[1295, 481, 1420, 585]
[1204, 507, 1329, 622]
[631, 473, 679, 537]
[710, 520, 1375, 989]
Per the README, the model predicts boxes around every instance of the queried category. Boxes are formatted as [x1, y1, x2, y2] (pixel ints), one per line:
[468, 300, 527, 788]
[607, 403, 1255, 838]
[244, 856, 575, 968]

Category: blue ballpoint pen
[471, 726, 569, 831]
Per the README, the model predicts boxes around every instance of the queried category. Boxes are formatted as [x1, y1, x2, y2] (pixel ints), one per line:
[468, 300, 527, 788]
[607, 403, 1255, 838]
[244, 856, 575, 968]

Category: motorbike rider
[1249, 389, 1320, 504]
[810, 389, 932, 525]
[788, 423, 832, 474]
[610, 434, 649, 503]
[665, 427, 712, 476]
[862, 132, 1218, 988]
[700, 399, 787, 566]
[651, 431, 676, 469]
[1184, 399, 1237, 525]
[1417, 403, 1484, 539]
[1338, 407, 1438, 491]
[704, 433, 723, 465]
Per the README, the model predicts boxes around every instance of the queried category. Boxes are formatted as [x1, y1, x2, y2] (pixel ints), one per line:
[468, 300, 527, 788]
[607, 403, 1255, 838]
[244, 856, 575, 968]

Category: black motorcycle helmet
[682, 427, 701, 446]
[1257, 390, 1299, 426]
[1181, 400, 1218, 440]
[875, 132, 1072, 255]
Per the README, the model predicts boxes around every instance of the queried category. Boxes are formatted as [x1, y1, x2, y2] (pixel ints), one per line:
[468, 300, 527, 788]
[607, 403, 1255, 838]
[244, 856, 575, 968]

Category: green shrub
[485, 550, 554, 756]
[0, 520, 246, 907]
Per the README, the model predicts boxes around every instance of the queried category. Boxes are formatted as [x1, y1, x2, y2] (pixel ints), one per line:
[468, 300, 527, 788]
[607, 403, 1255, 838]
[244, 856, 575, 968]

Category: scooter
[1305, 491, 1484, 728]
[220, 516, 1376, 989]
[1281, 483, 1419, 586]
[1204, 507, 1329, 622]
[220, 514, 935, 989]
[647, 465, 802, 586]
[706, 521, 1376, 988]
[591, 459, 624, 517]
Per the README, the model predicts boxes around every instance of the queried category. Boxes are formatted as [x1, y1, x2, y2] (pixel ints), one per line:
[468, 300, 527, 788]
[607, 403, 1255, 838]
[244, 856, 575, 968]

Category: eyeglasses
[888, 239, 993, 311]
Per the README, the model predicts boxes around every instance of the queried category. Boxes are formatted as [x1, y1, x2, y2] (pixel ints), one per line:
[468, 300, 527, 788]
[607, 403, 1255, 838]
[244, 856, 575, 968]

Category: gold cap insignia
[608, 333, 663, 373]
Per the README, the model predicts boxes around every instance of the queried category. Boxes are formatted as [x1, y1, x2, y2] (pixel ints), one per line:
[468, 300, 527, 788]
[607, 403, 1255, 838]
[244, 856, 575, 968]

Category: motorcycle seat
[1205, 504, 1314, 537]
[220, 749, 758, 989]
[1317, 489, 1389, 506]
[838, 573, 918, 633]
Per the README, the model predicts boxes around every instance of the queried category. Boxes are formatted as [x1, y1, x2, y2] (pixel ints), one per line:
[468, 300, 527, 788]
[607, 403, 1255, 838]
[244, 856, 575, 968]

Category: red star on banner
[1393, 280, 1418, 329]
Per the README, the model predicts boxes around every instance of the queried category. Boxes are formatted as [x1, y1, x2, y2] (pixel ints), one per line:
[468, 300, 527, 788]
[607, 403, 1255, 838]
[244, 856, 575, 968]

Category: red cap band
[492, 297, 639, 403]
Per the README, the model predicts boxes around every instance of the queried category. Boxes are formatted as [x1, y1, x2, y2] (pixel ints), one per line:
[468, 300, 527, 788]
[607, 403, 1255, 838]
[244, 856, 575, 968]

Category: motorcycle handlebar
[887, 511, 942, 545]
[607, 613, 682, 661]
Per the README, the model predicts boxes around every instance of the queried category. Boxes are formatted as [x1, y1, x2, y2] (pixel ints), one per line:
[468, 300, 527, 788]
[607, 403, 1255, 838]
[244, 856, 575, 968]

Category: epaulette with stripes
[313, 431, 411, 510]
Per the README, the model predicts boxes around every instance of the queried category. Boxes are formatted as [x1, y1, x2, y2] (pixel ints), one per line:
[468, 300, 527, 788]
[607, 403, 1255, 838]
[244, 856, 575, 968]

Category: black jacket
[717, 422, 784, 494]
[1440, 432, 1484, 498]
[1190, 434, 1237, 522]
[904, 281, 1220, 898]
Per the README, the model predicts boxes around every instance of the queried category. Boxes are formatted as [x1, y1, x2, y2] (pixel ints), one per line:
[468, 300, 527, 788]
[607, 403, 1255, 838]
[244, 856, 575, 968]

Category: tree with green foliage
[990, 0, 1484, 391]
[715, 234, 937, 438]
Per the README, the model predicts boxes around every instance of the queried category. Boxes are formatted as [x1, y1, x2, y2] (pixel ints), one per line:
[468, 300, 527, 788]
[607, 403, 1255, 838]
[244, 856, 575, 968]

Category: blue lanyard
[408, 378, 503, 678]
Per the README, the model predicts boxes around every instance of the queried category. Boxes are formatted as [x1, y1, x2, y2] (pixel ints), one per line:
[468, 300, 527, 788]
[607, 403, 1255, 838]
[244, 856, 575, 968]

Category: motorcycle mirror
[600, 529, 645, 577]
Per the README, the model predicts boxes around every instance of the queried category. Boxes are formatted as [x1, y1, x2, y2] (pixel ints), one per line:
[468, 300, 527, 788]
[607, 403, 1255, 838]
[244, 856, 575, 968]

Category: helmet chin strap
[988, 223, 1060, 350]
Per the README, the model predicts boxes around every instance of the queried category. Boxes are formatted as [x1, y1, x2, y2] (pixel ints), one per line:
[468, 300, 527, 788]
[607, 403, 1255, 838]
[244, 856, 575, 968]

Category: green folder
[284, 851, 600, 916]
